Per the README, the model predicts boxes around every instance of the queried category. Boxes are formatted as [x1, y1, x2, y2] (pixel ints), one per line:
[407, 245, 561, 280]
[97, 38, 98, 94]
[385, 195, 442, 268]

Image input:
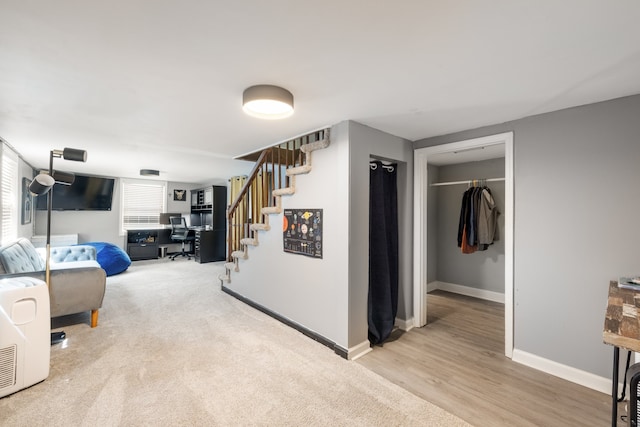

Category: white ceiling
[2, 1, 640, 183]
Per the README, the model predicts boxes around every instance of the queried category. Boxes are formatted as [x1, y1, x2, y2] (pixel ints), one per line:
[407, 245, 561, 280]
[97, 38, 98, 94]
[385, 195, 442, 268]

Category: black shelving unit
[193, 229, 225, 263]
[190, 186, 227, 263]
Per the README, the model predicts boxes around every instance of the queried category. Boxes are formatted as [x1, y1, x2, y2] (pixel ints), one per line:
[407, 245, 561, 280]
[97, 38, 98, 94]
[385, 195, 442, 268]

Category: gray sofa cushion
[0, 238, 45, 274]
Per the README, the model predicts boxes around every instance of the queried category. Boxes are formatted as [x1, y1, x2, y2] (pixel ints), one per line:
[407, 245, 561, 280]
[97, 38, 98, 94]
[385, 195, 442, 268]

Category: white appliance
[0, 277, 50, 398]
[30, 233, 78, 248]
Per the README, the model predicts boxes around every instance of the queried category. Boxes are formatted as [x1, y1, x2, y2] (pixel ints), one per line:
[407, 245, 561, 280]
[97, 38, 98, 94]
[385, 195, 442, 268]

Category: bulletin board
[283, 209, 323, 258]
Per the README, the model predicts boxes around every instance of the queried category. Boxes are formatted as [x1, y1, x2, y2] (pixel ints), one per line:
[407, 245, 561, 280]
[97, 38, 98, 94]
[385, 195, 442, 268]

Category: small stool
[158, 246, 168, 258]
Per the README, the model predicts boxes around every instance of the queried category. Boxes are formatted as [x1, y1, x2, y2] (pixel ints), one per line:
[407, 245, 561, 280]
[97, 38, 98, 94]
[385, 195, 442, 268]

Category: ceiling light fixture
[140, 169, 160, 177]
[242, 85, 294, 120]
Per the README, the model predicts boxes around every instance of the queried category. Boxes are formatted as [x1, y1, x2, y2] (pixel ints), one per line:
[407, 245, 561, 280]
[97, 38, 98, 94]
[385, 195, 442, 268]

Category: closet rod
[430, 177, 505, 187]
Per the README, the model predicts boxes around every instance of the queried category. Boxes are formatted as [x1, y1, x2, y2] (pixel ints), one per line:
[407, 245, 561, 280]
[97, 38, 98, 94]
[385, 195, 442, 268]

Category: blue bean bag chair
[80, 242, 131, 276]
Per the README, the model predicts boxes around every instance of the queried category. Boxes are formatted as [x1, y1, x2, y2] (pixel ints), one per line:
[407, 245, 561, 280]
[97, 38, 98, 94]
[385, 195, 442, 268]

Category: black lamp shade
[51, 170, 75, 185]
[62, 148, 87, 162]
[29, 174, 55, 195]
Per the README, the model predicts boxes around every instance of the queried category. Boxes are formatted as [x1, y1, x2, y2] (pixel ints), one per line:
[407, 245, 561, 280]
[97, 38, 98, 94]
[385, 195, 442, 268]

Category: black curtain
[368, 161, 399, 345]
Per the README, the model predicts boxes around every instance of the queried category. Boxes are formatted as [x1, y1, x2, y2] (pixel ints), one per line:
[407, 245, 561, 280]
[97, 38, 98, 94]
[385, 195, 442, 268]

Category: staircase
[219, 128, 330, 284]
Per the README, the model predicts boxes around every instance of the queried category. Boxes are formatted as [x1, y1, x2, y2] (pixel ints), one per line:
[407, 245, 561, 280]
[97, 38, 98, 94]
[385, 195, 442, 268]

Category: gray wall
[224, 121, 413, 352]
[434, 158, 505, 293]
[414, 94, 640, 378]
[35, 180, 124, 246]
[34, 179, 228, 248]
[224, 121, 351, 348]
[348, 121, 414, 344]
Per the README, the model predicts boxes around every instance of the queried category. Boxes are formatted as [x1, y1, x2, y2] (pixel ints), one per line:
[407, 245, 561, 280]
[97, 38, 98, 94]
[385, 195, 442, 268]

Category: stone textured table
[604, 280, 640, 351]
[603, 280, 640, 426]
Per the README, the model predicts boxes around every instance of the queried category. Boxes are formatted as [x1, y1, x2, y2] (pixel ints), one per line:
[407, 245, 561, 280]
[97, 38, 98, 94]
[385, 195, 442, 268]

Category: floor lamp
[29, 148, 87, 344]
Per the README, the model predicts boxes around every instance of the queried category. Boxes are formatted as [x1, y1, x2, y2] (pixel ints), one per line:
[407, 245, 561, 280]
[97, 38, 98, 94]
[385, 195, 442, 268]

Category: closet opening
[413, 132, 514, 358]
[368, 160, 399, 346]
[366, 155, 413, 349]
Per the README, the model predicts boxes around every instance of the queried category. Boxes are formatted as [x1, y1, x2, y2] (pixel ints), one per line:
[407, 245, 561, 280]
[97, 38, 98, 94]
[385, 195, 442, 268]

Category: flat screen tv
[35, 174, 115, 211]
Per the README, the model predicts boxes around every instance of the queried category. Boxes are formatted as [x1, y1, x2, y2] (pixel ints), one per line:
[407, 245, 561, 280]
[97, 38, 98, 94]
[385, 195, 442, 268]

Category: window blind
[121, 180, 166, 232]
[1, 149, 18, 244]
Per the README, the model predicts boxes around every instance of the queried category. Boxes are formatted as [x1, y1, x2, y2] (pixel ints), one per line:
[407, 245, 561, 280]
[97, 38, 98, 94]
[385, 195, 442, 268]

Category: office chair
[169, 217, 194, 260]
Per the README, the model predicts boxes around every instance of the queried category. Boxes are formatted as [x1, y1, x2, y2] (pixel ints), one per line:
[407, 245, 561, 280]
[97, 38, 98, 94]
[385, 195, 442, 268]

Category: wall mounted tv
[35, 174, 115, 211]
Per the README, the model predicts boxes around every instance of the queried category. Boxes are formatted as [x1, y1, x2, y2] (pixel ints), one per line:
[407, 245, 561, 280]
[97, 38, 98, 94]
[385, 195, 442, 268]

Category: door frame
[413, 131, 514, 358]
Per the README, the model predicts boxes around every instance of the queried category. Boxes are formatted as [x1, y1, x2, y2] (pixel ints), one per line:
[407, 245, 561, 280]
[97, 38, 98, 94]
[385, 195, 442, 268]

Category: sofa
[0, 238, 106, 327]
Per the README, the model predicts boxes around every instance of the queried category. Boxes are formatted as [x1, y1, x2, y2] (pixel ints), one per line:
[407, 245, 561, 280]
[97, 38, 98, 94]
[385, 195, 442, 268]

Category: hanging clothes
[457, 187, 477, 254]
[457, 183, 499, 253]
[368, 161, 399, 346]
[478, 187, 500, 247]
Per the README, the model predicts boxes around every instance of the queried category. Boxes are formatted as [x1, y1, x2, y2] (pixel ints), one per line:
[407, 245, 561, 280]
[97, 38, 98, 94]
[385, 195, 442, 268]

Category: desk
[603, 280, 640, 426]
[126, 229, 173, 260]
[126, 227, 223, 262]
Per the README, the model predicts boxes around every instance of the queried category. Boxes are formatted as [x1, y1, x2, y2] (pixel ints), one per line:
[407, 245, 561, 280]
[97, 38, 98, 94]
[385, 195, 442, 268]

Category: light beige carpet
[0, 258, 469, 426]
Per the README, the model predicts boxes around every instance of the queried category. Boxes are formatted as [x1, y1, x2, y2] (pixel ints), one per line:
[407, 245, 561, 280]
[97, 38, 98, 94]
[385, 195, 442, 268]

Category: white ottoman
[0, 276, 50, 398]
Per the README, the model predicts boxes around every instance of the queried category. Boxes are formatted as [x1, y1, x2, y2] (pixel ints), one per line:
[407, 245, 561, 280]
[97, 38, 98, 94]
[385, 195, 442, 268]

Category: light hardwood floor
[357, 290, 624, 426]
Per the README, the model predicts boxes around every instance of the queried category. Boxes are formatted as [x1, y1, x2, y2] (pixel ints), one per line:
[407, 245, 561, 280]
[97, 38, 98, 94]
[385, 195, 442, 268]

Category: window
[121, 180, 166, 233]
[1, 146, 18, 245]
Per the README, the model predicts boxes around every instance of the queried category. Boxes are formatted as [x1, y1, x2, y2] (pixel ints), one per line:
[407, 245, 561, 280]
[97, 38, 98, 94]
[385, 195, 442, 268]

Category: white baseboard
[394, 317, 414, 332]
[429, 281, 504, 304]
[512, 349, 613, 395]
[348, 320, 412, 361]
[348, 340, 372, 360]
[426, 281, 439, 293]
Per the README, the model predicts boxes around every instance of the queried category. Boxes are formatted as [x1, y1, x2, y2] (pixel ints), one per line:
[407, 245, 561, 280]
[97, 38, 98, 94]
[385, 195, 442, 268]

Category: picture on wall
[282, 208, 323, 258]
[173, 189, 186, 201]
[21, 177, 32, 224]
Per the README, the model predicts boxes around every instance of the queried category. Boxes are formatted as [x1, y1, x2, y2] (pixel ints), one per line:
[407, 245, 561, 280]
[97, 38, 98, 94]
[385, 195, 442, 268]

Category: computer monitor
[160, 212, 181, 226]
[190, 213, 202, 227]
[169, 216, 186, 228]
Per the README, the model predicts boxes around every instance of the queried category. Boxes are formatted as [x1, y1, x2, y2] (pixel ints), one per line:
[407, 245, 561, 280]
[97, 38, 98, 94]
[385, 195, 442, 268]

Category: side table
[603, 280, 640, 426]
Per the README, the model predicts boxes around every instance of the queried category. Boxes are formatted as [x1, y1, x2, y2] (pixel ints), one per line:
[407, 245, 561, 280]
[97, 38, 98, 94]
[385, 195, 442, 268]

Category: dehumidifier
[0, 277, 50, 398]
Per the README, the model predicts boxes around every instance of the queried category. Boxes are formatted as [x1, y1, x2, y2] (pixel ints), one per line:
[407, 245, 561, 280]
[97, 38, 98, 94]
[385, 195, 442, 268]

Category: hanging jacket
[457, 187, 477, 254]
[478, 187, 500, 246]
[457, 190, 468, 247]
[467, 187, 483, 246]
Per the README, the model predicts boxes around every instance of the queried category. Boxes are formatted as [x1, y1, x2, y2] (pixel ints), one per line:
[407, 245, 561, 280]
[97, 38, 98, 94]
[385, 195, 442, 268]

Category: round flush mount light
[242, 85, 294, 120]
[140, 169, 160, 177]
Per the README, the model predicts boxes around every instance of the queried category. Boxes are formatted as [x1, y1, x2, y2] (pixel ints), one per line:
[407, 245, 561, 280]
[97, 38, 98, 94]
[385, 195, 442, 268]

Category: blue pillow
[80, 242, 131, 276]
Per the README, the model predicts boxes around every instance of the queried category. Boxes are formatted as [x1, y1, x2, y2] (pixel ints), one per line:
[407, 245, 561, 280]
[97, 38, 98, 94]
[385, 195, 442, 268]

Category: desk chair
[169, 217, 194, 260]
